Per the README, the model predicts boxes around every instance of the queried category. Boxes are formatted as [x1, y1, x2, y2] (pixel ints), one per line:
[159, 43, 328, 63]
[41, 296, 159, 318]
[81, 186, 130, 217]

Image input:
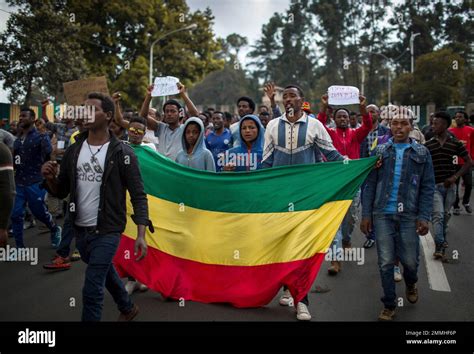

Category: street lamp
[149, 24, 198, 85]
[410, 32, 421, 73]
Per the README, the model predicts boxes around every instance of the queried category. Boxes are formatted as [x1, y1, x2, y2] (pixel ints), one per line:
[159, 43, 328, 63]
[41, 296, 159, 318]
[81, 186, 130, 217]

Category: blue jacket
[14, 128, 52, 186]
[362, 138, 435, 222]
[175, 118, 216, 172]
[223, 115, 264, 171]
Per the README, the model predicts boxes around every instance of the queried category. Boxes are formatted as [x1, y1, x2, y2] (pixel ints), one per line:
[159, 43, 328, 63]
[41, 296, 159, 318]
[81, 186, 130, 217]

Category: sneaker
[279, 289, 293, 306]
[378, 307, 395, 321]
[453, 208, 461, 216]
[327, 261, 341, 275]
[125, 280, 140, 295]
[433, 244, 444, 259]
[118, 304, 139, 321]
[464, 204, 472, 214]
[138, 282, 148, 292]
[70, 250, 81, 262]
[394, 266, 402, 282]
[23, 219, 36, 230]
[51, 226, 62, 249]
[363, 239, 375, 248]
[342, 240, 352, 249]
[43, 255, 71, 271]
[406, 283, 418, 304]
[296, 302, 311, 321]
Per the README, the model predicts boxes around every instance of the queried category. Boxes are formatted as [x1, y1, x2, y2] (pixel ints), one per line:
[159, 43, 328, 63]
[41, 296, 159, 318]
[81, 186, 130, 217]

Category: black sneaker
[453, 208, 461, 215]
[464, 204, 472, 214]
[433, 244, 443, 259]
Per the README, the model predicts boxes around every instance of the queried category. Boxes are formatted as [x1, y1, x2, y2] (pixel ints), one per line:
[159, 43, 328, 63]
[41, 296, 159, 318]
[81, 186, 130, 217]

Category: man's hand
[177, 82, 186, 96]
[134, 236, 147, 261]
[416, 220, 429, 236]
[359, 95, 367, 115]
[112, 92, 121, 103]
[0, 229, 8, 248]
[146, 84, 154, 96]
[320, 94, 329, 112]
[264, 82, 276, 100]
[375, 157, 382, 169]
[360, 217, 372, 235]
[444, 175, 457, 188]
[41, 161, 58, 180]
[223, 164, 236, 171]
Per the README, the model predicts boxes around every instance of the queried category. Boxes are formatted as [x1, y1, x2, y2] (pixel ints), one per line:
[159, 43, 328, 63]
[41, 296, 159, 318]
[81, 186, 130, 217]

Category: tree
[0, 1, 87, 105]
[64, 1, 224, 108]
[392, 48, 465, 107]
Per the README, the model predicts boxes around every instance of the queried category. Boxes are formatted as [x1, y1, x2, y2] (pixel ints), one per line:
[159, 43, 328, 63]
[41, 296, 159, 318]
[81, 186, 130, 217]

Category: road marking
[420, 231, 451, 292]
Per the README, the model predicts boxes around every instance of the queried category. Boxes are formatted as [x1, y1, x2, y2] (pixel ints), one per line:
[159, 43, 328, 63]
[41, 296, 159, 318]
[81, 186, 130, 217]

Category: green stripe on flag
[133, 145, 377, 213]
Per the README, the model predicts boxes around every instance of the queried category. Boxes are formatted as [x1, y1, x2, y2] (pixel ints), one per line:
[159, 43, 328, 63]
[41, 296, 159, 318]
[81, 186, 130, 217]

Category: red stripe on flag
[113, 235, 325, 308]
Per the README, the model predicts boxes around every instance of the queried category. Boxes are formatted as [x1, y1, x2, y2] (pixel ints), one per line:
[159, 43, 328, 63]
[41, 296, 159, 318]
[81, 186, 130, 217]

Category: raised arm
[177, 82, 199, 117]
[112, 92, 130, 130]
[354, 95, 372, 143]
[264, 82, 282, 117]
[139, 85, 159, 131]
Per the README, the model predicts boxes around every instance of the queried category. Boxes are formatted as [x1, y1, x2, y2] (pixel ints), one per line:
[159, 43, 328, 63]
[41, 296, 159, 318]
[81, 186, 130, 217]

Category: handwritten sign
[63, 76, 109, 105]
[151, 76, 180, 97]
[328, 86, 360, 105]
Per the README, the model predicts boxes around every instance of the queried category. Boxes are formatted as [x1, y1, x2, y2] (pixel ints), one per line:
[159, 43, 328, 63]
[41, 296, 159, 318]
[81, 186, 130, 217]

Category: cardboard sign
[151, 76, 180, 97]
[328, 86, 360, 105]
[63, 76, 110, 105]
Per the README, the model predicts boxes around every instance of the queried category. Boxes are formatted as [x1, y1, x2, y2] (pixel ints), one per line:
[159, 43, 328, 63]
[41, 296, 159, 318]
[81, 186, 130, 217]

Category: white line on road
[420, 231, 451, 292]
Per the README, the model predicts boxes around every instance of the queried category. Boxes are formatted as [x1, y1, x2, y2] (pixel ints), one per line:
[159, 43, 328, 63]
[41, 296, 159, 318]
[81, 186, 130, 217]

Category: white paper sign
[151, 76, 180, 97]
[57, 140, 65, 149]
[328, 86, 360, 105]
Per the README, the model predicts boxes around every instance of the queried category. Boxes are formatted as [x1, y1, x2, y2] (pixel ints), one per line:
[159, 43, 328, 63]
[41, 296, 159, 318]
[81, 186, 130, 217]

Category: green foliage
[0, 1, 87, 105]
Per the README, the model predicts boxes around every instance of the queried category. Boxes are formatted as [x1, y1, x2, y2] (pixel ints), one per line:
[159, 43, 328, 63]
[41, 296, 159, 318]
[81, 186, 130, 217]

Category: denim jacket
[362, 138, 435, 222]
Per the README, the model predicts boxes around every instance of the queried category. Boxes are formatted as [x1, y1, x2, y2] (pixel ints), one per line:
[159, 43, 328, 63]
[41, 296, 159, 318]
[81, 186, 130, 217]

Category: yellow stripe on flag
[124, 195, 352, 266]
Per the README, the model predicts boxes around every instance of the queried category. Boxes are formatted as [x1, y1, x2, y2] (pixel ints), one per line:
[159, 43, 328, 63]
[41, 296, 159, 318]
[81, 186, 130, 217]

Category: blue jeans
[11, 182, 56, 248]
[374, 214, 420, 310]
[342, 190, 360, 244]
[56, 212, 74, 258]
[74, 227, 133, 321]
[432, 184, 456, 246]
[329, 227, 343, 258]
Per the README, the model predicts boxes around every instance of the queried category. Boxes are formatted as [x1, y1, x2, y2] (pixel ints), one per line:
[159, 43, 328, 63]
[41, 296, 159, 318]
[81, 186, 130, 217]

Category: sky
[0, 0, 291, 103]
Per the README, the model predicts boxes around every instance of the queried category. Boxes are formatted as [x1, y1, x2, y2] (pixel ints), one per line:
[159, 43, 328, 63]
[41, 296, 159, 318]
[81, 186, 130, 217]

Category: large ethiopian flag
[114, 146, 376, 308]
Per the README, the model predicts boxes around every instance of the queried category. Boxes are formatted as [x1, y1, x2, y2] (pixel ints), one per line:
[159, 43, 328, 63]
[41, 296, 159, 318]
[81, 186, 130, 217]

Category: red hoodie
[449, 125, 474, 165]
[317, 112, 372, 159]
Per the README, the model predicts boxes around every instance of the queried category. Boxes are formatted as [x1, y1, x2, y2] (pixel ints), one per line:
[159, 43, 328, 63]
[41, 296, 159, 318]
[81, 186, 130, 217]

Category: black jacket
[44, 130, 151, 235]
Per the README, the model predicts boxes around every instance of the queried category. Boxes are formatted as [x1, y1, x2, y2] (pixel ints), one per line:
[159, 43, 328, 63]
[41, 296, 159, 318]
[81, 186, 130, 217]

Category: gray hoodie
[175, 117, 216, 172]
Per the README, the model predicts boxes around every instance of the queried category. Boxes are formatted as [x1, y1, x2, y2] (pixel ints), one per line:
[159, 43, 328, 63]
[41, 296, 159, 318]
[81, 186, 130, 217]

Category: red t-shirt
[449, 125, 474, 165]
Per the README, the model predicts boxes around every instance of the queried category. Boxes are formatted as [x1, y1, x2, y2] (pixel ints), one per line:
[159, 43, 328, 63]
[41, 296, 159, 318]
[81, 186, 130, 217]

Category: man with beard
[11, 108, 62, 248]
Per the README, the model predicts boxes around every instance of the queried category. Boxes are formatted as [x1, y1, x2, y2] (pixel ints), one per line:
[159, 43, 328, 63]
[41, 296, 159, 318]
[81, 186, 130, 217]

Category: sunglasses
[128, 127, 145, 135]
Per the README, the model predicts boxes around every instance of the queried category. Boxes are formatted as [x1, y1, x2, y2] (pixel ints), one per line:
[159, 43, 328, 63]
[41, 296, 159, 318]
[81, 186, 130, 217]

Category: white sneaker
[137, 282, 148, 292]
[279, 289, 293, 306]
[125, 280, 139, 295]
[296, 302, 312, 321]
[394, 266, 402, 282]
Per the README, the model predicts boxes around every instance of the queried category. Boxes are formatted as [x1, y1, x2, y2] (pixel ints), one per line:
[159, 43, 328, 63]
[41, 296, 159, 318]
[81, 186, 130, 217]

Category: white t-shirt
[142, 142, 157, 151]
[75, 141, 110, 227]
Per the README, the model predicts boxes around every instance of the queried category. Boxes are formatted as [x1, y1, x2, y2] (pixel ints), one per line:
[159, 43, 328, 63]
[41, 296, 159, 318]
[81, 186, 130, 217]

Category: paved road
[1, 197, 473, 322]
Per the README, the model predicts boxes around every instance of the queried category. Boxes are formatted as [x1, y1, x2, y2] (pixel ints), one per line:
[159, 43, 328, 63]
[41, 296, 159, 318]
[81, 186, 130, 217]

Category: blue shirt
[383, 143, 410, 213]
[205, 129, 233, 171]
[13, 128, 52, 186]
